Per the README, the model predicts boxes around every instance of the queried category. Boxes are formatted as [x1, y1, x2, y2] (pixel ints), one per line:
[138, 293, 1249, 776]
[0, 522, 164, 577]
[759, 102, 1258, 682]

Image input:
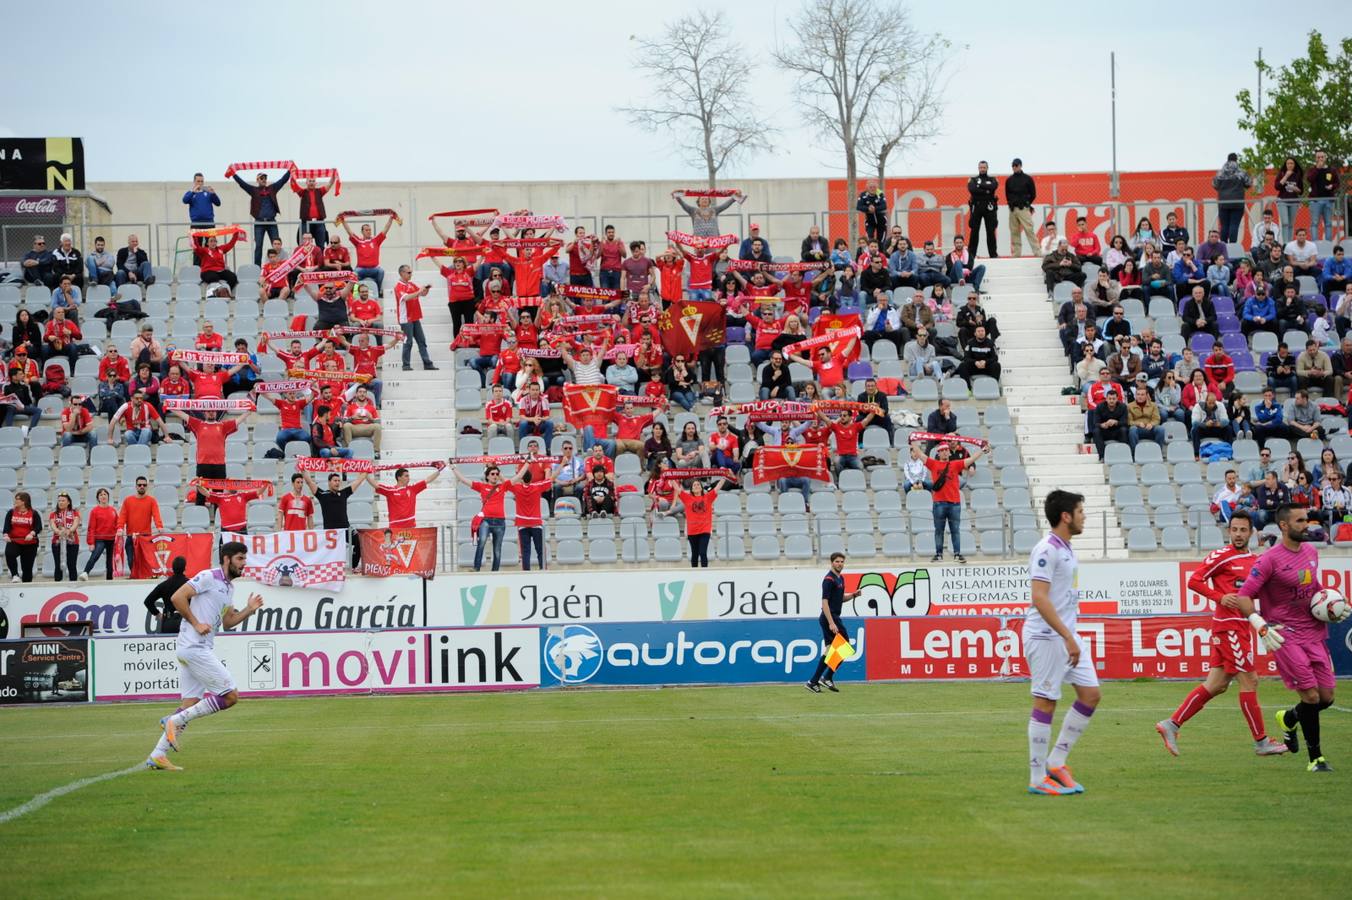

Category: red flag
[752, 445, 831, 484]
[133, 532, 215, 579]
[562, 383, 619, 430]
[813, 311, 862, 364]
[358, 527, 438, 579]
[658, 300, 726, 358]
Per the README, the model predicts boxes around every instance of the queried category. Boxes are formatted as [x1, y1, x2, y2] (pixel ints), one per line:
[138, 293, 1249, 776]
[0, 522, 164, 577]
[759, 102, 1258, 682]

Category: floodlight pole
[1109, 51, 1119, 200]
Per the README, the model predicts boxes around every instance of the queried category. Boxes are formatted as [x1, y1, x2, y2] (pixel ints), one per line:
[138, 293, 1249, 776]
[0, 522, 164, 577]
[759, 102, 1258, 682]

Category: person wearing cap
[1005, 158, 1037, 256]
[856, 182, 888, 243]
[738, 224, 773, 262]
[232, 168, 290, 265]
[966, 161, 999, 259]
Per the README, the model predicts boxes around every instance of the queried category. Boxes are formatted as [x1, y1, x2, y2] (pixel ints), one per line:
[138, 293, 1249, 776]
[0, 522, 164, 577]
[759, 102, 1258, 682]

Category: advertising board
[0, 637, 90, 704]
[93, 626, 539, 701]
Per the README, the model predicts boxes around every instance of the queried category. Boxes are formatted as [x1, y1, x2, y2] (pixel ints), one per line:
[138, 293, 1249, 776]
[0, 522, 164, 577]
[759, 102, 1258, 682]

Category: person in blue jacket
[182, 173, 220, 226]
[1241, 289, 1278, 337]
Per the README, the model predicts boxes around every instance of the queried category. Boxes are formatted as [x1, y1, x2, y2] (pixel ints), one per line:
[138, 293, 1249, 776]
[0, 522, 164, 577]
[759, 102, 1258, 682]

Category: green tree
[1235, 31, 1352, 191]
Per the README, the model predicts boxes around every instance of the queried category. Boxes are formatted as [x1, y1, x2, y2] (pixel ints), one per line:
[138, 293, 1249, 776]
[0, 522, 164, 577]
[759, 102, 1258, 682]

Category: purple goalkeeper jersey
[1238, 540, 1327, 641]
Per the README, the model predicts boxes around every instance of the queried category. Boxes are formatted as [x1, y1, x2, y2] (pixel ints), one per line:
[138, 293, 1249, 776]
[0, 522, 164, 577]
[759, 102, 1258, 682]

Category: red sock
[1171, 685, 1214, 726]
[1238, 691, 1265, 741]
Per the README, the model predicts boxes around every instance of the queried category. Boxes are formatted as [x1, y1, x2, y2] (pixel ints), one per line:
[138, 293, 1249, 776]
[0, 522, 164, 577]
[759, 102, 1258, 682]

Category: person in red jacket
[1068, 216, 1103, 267]
[339, 213, 396, 295]
[195, 320, 224, 352]
[1203, 341, 1235, 395]
[170, 409, 253, 505]
[98, 344, 131, 384]
[506, 465, 553, 571]
[43, 307, 84, 367]
[195, 232, 240, 291]
[80, 487, 118, 580]
[3, 490, 43, 583]
[375, 464, 444, 528]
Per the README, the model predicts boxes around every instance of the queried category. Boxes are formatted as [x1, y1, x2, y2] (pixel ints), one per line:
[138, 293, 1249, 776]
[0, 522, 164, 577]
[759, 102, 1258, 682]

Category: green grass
[0, 682, 1347, 898]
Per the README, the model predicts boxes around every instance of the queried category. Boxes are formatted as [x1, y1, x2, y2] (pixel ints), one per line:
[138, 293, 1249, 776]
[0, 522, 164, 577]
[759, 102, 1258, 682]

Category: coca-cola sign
[0, 196, 66, 218]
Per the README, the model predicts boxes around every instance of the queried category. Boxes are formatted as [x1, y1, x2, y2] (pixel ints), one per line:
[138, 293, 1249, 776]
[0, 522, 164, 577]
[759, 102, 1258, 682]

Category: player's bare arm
[222, 594, 264, 629]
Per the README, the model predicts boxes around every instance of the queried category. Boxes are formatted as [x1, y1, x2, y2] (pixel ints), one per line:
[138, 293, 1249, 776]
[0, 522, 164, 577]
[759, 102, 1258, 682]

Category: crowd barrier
[3, 560, 1350, 704]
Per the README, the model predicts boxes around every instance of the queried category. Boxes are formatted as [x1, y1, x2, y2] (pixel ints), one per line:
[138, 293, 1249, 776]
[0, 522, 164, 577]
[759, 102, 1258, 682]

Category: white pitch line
[0, 765, 143, 825]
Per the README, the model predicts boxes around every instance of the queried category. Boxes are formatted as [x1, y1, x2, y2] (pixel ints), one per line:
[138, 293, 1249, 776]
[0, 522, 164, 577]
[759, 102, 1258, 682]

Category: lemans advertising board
[0, 577, 425, 639]
[863, 615, 1282, 682]
[537, 619, 865, 688]
[93, 626, 539, 701]
[0, 137, 85, 191]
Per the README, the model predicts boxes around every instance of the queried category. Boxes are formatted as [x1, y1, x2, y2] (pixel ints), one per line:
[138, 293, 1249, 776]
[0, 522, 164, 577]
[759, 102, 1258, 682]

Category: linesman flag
[824, 633, 856, 672]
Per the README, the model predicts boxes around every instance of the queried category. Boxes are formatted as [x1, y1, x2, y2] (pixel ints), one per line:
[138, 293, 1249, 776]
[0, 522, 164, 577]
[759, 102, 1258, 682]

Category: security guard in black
[967, 161, 1000, 258]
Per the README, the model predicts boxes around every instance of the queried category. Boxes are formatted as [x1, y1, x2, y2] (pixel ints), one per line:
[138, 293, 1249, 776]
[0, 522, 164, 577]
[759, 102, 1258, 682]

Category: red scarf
[417, 245, 483, 260]
[253, 380, 312, 394]
[171, 349, 248, 365]
[430, 208, 499, 227]
[297, 270, 356, 286]
[728, 259, 824, 273]
[680, 189, 740, 197]
[666, 230, 737, 249]
[492, 214, 566, 232]
[336, 208, 400, 223]
[288, 167, 341, 195]
[559, 284, 622, 303]
[907, 431, 990, 449]
[191, 225, 247, 241]
[264, 246, 308, 287]
[712, 400, 816, 422]
[164, 398, 255, 411]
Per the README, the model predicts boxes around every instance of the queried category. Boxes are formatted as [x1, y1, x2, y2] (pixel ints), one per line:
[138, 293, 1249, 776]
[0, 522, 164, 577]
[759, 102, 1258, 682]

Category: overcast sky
[0, 1, 1325, 182]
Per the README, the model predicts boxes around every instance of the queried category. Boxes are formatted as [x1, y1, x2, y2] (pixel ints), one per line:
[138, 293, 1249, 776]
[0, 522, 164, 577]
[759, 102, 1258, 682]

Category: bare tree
[619, 10, 772, 188]
[860, 35, 950, 188]
[775, 0, 949, 242]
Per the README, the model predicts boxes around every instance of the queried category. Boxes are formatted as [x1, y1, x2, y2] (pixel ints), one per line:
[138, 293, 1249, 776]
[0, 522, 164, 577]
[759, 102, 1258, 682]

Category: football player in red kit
[1155, 511, 1289, 756]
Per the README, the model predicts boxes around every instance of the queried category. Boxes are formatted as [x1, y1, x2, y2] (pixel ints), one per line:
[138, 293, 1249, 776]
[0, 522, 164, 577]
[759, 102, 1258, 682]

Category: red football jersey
[1188, 545, 1256, 631]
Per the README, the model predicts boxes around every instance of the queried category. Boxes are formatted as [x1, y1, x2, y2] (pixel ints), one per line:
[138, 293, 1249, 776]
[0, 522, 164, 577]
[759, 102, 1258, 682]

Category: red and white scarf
[787, 327, 861, 355]
[289, 167, 341, 195]
[656, 467, 736, 484]
[430, 209, 499, 227]
[417, 245, 483, 260]
[559, 284, 622, 302]
[224, 160, 296, 178]
[336, 209, 401, 224]
[519, 348, 563, 359]
[680, 189, 741, 198]
[712, 400, 816, 422]
[297, 270, 356, 286]
[446, 454, 561, 465]
[492, 214, 567, 232]
[665, 230, 737, 249]
[373, 460, 444, 471]
[262, 329, 332, 340]
[491, 237, 562, 250]
[172, 349, 248, 365]
[295, 457, 375, 473]
[335, 325, 403, 340]
[557, 314, 616, 327]
[164, 397, 256, 411]
[604, 343, 638, 360]
[813, 399, 882, 416]
[728, 259, 824, 273]
[288, 368, 372, 383]
[907, 431, 991, 450]
[190, 225, 247, 241]
[194, 478, 274, 495]
[253, 380, 312, 394]
[264, 246, 308, 287]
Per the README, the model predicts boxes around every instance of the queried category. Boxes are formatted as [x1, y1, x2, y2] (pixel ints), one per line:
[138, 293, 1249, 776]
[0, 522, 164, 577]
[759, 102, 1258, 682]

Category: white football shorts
[177, 645, 237, 699]
[1024, 635, 1099, 701]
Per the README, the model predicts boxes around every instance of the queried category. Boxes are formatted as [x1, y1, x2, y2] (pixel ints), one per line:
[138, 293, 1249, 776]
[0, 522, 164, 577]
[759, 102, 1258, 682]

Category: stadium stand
[1, 179, 1348, 579]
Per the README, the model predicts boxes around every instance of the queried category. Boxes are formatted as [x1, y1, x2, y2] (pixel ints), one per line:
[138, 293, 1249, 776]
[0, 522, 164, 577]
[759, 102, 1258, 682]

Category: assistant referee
[806, 551, 861, 692]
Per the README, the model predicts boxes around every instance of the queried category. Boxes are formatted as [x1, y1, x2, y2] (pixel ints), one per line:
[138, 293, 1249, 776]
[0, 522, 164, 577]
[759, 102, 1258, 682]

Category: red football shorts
[1209, 627, 1256, 674]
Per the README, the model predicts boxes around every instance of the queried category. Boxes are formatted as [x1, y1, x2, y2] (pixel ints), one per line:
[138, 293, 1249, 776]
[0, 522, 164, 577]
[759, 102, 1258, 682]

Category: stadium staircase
[379, 281, 457, 534]
[984, 257, 1125, 560]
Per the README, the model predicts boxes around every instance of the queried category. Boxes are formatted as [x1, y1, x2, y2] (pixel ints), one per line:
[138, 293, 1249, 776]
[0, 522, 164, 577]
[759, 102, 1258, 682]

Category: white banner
[0, 577, 423, 639]
[92, 626, 540, 701]
[232, 529, 348, 592]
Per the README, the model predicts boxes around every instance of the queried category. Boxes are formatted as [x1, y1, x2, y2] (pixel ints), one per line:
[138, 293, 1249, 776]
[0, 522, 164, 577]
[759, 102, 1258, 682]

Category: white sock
[1046, 700, 1095, 769]
[1028, 710, 1052, 786]
[173, 694, 223, 726]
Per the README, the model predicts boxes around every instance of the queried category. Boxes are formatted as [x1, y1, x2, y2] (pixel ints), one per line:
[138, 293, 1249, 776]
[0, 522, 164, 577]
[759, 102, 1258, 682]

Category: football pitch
[1, 682, 1347, 898]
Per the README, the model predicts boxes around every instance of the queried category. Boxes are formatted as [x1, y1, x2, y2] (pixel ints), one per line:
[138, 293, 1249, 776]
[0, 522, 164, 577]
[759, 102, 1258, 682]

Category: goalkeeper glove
[1249, 613, 1284, 652]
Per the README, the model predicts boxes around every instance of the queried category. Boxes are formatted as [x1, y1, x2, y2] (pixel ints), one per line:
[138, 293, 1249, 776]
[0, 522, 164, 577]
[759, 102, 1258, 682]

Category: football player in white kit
[1023, 490, 1100, 796]
[145, 541, 263, 771]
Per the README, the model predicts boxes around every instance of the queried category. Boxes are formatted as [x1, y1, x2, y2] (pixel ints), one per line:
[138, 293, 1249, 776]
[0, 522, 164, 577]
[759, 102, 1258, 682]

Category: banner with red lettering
[297, 270, 356, 286]
[163, 398, 255, 412]
[788, 326, 862, 358]
[264, 247, 308, 287]
[171, 349, 248, 366]
[665, 231, 738, 249]
[294, 457, 375, 473]
[727, 259, 826, 273]
[358, 527, 437, 579]
[234, 528, 348, 591]
[658, 300, 726, 358]
[752, 445, 831, 484]
[711, 400, 816, 422]
[493, 214, 567, 232]
[813, 313, 862, 363]
[132, 533, 214, 580]
[562, 383, 619, 430]
[862, 615, 1273, 682]
[429, 208, 499, 227]
[559, 285, 622, 303]
[416, 245, 483, 260]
